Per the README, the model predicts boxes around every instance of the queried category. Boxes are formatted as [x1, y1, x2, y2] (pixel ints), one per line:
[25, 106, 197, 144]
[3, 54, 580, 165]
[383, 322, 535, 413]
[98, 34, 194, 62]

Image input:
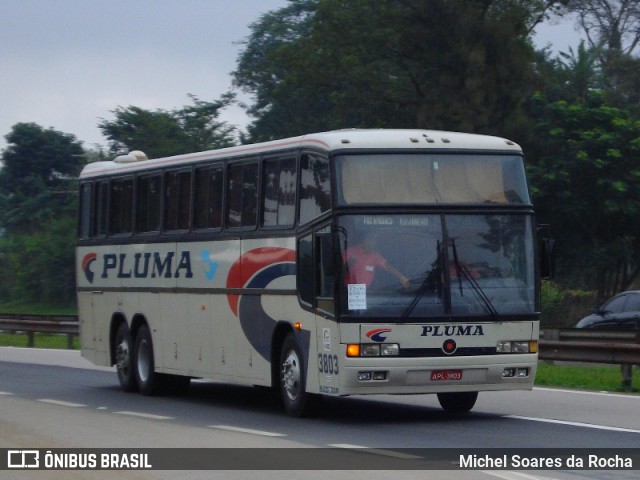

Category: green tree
[557, 41, 602, 101]
[0, 122, 83, 306]
[525, 1, 640, 298]
[563, 1, 640, 108]
[528, 92, 640, 299]
[99, 94, 237, 158]
[0, 122, 84, 234]
[566, 0, 640, 61]
[234, 0, 565, 141]
[0, 215, 77, 305]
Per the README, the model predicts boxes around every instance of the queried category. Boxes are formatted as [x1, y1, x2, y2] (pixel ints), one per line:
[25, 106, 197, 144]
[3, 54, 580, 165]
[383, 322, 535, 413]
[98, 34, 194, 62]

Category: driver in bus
[343, 235, 411, 290]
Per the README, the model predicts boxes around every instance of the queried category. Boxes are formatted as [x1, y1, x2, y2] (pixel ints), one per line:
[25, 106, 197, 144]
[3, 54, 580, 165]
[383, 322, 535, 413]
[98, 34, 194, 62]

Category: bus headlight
[497, 341, 536, 353]
[361, 344, 380, 356]
[381, 344, 400, 356]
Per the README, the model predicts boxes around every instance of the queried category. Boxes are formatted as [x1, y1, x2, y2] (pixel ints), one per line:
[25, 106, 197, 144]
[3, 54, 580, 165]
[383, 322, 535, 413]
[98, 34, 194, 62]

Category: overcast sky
[0, 0, 582, 152]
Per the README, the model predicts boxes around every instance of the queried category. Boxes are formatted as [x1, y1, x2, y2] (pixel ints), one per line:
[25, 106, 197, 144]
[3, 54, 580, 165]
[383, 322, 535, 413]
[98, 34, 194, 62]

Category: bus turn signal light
[346, 344, 360, 357]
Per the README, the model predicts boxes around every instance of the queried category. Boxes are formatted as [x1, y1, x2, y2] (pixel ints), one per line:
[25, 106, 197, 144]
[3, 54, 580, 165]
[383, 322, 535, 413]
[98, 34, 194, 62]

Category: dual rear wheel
[115, 322, 188, 395]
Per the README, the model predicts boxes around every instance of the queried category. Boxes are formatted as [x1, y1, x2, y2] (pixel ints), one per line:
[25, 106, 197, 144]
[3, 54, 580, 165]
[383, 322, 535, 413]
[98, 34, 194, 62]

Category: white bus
[77, 129, 541, 416]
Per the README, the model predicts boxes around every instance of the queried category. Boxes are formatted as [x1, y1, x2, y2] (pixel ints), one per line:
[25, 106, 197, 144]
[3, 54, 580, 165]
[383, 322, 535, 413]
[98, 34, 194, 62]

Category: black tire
[279, 332, 310, 417]
[437, 391, 478, 413]
[134, 324, 164, 396]
[114, 322, 137, 392]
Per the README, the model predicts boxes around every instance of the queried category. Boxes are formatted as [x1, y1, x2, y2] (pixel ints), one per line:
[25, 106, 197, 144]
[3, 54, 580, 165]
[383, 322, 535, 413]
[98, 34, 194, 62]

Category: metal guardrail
[539, 328, 640, 390]
[0, 314, 79, 349]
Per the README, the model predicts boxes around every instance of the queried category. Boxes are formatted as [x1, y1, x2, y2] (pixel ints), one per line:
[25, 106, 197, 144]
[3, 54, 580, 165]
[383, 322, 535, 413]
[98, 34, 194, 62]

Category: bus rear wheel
[134, 324, 163, 395]
[279, 333, 310, 417]
[437, 391, 478, 413]
[114, 322, 137, 392]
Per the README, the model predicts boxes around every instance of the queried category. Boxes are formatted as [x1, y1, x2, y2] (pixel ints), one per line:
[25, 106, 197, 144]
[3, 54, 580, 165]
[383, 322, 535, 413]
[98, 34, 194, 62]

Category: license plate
[431, 369, 463, 381]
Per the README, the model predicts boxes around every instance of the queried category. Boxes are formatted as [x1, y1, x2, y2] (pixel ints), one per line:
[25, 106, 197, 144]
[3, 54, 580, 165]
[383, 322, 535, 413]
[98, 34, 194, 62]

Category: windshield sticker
[348, 283, 367, 310]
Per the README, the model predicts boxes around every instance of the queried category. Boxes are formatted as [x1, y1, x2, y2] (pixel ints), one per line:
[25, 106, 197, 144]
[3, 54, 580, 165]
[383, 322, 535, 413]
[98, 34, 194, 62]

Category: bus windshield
[336, 153, 530, 205]
[338, 214, 536, 320]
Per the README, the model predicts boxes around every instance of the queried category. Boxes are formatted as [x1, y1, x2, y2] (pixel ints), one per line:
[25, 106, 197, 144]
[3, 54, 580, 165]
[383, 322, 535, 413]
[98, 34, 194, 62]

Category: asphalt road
[1, 347, 639, 480]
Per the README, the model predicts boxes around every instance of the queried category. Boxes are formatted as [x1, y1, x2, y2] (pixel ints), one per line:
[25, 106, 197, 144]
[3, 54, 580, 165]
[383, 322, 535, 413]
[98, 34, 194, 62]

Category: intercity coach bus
[76, 129, 542, 416]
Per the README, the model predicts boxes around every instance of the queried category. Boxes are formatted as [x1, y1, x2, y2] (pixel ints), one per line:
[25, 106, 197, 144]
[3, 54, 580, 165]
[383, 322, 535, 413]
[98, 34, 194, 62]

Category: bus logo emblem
[82, 252, 97, 283]
[366, 328, 392, 342]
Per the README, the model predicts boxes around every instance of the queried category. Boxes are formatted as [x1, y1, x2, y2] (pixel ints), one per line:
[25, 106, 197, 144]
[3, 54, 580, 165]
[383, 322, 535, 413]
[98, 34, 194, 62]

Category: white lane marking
[37, 398, 86, 408]
[114, 411, 174, 420]
[506, 415, 640, 434]
[533, 386, 640, 400]
[328, 444, 423, 460]
[481, 472, 558, 480]
[208, 425, 286, 437]
[0, 391, 13, 395]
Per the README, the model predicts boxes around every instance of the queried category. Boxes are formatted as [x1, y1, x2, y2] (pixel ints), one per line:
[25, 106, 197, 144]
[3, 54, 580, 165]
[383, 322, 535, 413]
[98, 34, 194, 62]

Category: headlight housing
[347, 343, 400, 357]
[497, 340, 537, 353]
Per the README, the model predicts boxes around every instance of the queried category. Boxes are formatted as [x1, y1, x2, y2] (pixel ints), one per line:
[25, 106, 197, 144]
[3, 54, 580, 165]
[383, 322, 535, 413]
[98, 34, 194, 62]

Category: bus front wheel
[114, 322, 137, 392]
[134, 324, 163, 395]
[437, 391, 478, 413]
[279, 333, 310, 417]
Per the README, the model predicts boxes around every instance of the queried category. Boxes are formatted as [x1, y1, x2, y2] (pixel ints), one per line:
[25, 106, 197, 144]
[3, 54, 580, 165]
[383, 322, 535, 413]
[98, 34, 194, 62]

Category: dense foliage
[98, 93, 237, 158]
[234, 0, 554, 141]
[0, 124, 83, 304]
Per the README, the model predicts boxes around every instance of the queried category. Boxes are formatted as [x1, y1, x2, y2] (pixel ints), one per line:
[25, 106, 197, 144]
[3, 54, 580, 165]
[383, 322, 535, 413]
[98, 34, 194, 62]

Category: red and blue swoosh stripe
[226, 247, 306, 361]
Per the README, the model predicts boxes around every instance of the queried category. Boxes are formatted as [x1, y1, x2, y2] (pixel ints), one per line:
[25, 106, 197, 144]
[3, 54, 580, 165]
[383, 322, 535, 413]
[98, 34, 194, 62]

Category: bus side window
[164, 170, 191, 231]
[136, 174, 161, 233]
[194, 165, 223, 230]
[94, 181, 108, 237]
[227, 162, 258, 228]
[297, 234, 314, 306]
[78, 182, 92, 239]
[297, 227, 335, 314]
[299, 153, 331, 224]
[109, 177, 134, 235]
[263, 157, 296, 228]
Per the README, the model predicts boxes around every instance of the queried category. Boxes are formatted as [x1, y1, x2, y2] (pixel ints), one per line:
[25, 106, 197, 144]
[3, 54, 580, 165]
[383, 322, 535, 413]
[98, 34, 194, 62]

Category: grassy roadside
[0, 332, 637, 394]
[535, 362, 639, 393]
[0, 332, 80, 349]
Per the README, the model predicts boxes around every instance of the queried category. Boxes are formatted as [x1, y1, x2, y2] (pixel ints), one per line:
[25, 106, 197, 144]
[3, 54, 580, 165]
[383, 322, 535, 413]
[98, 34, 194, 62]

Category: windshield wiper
[398, 241, 443, 322]
[451, 239, 500, 319]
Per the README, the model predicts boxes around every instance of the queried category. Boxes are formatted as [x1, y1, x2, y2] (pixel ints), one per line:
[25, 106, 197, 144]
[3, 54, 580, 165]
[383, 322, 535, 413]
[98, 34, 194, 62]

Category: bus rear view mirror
[538, 225, 555, 280]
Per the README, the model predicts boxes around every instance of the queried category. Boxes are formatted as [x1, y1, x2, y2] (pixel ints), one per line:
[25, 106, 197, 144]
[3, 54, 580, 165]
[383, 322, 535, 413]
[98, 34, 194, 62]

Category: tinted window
[605, 295, 627, 314]
[227, 162, 258, 228]
[136, 174, 161, 232]
[95, 181, 108, 236]
[297, 234, 314, 305]
[194, 165, 224, 230]
[78, 183, 92, 239]
[625, 294, 640, 312]
[299, 153, 331, 224]
[109, 177, 134, 235]
[164, 170, 191, 231]
[263, 157, 296, 227]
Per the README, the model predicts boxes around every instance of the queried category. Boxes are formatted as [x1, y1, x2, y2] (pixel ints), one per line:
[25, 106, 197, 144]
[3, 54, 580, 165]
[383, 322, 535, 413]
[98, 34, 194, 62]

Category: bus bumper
[336, 354, 537, 396]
